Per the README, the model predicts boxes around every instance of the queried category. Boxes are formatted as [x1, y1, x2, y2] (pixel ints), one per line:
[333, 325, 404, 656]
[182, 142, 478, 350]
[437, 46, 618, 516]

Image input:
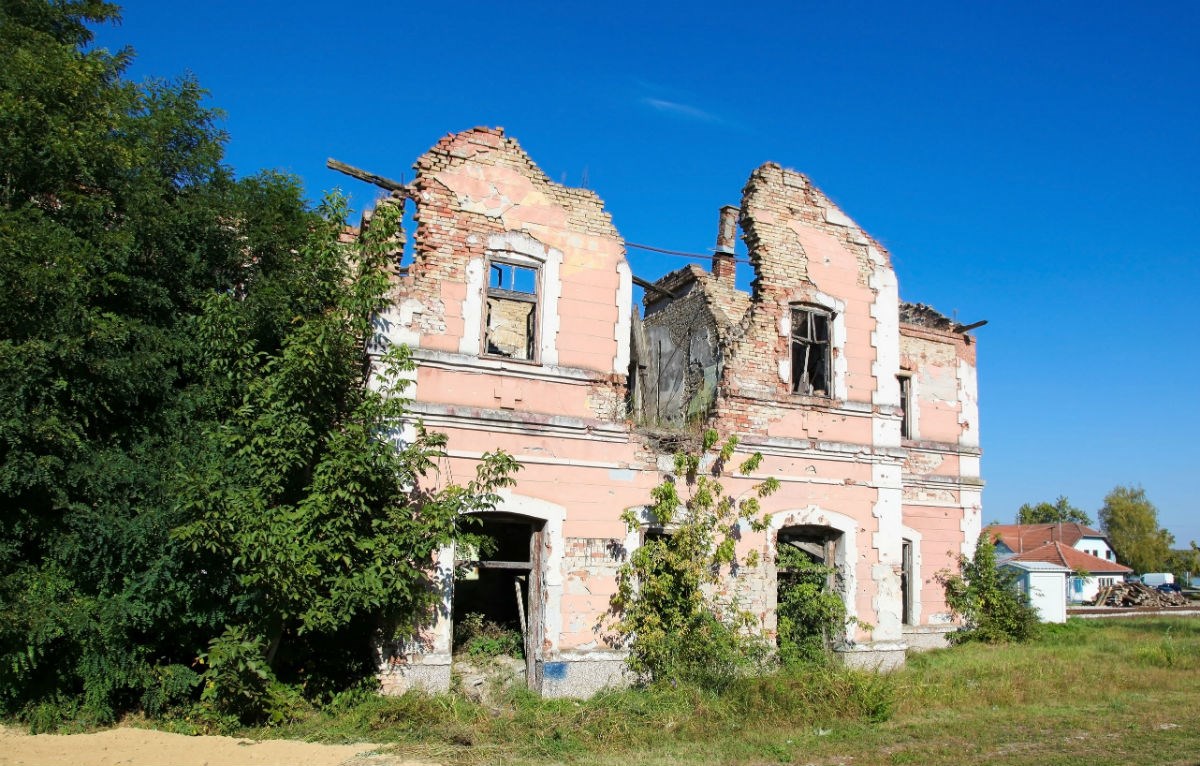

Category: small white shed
[1000, 560, 1071, 623]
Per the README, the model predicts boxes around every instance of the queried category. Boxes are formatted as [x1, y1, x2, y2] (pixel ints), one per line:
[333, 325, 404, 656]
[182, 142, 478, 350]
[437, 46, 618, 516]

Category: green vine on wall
[609, 431, 778, 689]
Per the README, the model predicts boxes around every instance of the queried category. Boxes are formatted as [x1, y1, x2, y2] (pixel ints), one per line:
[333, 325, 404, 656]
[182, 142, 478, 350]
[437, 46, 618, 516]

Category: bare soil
[0, 725, 439, 766]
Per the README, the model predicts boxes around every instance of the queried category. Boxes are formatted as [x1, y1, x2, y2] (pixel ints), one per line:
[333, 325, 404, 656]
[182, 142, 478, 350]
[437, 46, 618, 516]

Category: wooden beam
[326, 158, 408, 194]
[632, 274, 678, 300]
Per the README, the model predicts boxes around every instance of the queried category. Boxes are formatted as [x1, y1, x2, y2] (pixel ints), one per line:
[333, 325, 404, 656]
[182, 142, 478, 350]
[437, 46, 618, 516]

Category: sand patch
[0, 725, 438, 766]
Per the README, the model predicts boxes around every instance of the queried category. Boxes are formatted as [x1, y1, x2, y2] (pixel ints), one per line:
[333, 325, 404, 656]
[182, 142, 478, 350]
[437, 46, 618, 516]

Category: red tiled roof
[989, 523, 1105, 551]
[1005, 541, 1132, 574]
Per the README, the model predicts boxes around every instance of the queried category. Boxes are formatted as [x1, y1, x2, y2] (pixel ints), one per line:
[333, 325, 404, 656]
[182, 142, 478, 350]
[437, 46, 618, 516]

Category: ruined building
[365, 128, 983, 697]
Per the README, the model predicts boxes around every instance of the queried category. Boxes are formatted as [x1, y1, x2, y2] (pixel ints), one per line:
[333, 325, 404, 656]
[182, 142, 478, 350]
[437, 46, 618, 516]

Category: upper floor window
[791, 307, 833, 396]
[485, 261, 538, 361]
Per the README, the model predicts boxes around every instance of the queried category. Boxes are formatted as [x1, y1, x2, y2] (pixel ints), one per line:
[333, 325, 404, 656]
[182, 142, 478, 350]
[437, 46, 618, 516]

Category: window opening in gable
[791, 307, 832, 396]
[486, 261, 538, 361]
[897, 374, 912, 439]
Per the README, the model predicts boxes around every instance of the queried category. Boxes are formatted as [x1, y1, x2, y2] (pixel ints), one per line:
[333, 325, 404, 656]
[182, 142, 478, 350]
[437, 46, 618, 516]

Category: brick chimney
[712, 204, 738, 281]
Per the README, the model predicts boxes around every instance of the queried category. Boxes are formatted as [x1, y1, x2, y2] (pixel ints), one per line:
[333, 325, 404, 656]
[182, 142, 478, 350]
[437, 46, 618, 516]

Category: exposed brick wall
[705, 164, 887, 443]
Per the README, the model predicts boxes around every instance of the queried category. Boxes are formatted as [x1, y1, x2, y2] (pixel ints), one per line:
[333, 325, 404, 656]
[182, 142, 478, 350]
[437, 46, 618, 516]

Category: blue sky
[96, 1, 1200, 544]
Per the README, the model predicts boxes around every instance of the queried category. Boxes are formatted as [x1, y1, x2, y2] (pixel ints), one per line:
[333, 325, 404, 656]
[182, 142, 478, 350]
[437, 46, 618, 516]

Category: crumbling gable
[381, 128, 633, 427]
[631, 262, 752, 427]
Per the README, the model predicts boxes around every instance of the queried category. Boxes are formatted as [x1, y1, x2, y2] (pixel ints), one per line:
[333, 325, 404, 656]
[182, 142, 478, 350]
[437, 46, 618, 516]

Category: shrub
[609, 431, 777, 690]
[937, 532, 1039, 644]
[195, 626, 276, 725]
[453, 612, 524, 659]
[776, 546, 848, 666]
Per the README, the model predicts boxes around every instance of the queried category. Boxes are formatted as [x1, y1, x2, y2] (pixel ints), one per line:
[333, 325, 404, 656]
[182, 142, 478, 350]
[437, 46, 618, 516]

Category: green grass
[260, 618, 1200, 765]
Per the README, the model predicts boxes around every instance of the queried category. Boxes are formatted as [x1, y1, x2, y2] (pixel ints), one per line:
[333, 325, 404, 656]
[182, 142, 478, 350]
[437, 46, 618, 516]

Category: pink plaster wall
[382, 128, 977, 666]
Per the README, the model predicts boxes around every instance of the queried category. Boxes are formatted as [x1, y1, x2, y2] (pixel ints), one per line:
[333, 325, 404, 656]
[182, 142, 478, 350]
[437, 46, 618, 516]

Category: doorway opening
[453, 515, 543, 689]
[775, 525, 846, 664]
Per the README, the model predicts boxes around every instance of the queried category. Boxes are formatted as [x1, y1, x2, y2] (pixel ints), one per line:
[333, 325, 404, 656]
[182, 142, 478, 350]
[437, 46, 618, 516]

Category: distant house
[989, 524, 1133, 603]
[998, 560, 1071, 623]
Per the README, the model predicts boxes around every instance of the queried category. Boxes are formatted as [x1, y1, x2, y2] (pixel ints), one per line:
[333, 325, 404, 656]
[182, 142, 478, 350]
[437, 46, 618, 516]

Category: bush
[140, 664, 201, 717]
[453, 613, 524, 659]
[609, 432, 777, 690]
[937, 532, 1039, 644]
[195, 626, 276, 725]
[776, 546, 848, 666]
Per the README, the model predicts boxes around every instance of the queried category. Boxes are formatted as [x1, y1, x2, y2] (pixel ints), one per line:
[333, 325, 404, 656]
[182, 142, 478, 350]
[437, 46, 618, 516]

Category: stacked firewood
[1089, 582, 1189, 607]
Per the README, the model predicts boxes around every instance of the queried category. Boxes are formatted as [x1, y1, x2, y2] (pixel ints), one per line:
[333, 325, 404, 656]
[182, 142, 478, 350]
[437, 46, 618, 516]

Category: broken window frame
[901, 538, 914, 625]
[790, 306, 834, 397]
[897, 373, 913, 440]
[484, 259, 539, 362]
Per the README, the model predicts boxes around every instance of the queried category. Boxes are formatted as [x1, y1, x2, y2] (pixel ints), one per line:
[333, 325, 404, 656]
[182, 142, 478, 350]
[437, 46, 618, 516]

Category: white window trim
[460, 232, 562, 365]
[778, 291, 847, 400]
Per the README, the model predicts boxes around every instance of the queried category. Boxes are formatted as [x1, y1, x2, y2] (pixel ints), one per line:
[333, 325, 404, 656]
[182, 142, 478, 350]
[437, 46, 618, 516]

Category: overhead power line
[625, 241, 753, 263]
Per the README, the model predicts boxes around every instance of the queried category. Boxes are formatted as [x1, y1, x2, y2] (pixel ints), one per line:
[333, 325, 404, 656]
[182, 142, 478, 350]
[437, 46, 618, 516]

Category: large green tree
[173, 200, 517, 714]
[1099, 485, 1173, 574]
[0, 0, 512, 725]
[1016, 496, 1092, 526]
[0, 0, 265, 721]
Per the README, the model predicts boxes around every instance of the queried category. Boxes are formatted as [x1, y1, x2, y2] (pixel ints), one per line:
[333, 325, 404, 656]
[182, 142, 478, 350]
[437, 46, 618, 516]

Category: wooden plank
[326, 158, 408, 193]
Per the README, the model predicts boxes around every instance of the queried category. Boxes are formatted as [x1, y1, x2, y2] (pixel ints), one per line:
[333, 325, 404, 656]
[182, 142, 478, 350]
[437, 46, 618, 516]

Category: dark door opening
[775, 525, 844, 664]
[453, 515, 543, 689]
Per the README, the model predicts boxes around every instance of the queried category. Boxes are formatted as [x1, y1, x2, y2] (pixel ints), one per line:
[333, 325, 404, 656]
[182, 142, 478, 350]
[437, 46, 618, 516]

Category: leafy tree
[937, 532, 1039, 644]
[0, 0, 267, 722]
[1016, 496, 1092, 526]
[1166, 543, 1200, 585]
[175, 199, 518, 714]
[610, 431, 777, 689]
[1099, 485, 1173, 574]
[0, 0, 515, 726]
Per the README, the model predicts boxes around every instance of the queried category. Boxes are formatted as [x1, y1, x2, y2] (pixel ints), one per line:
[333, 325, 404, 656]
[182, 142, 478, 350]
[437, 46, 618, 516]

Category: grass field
[269, 617, 1200, 765]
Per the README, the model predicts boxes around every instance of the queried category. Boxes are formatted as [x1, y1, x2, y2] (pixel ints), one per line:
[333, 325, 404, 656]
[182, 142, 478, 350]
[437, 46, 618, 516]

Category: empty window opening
[638, 527, 674, 579]
[791, 307, 832, 396]
[485, 261, 538, 360]
[898, 374, 913, 439]
[453, 516, 542, 683]
[901, 539, 914, 625]
[776, 525, 845, 664]
[643, 527, 672, 545]
[399, 197, 417, 270]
